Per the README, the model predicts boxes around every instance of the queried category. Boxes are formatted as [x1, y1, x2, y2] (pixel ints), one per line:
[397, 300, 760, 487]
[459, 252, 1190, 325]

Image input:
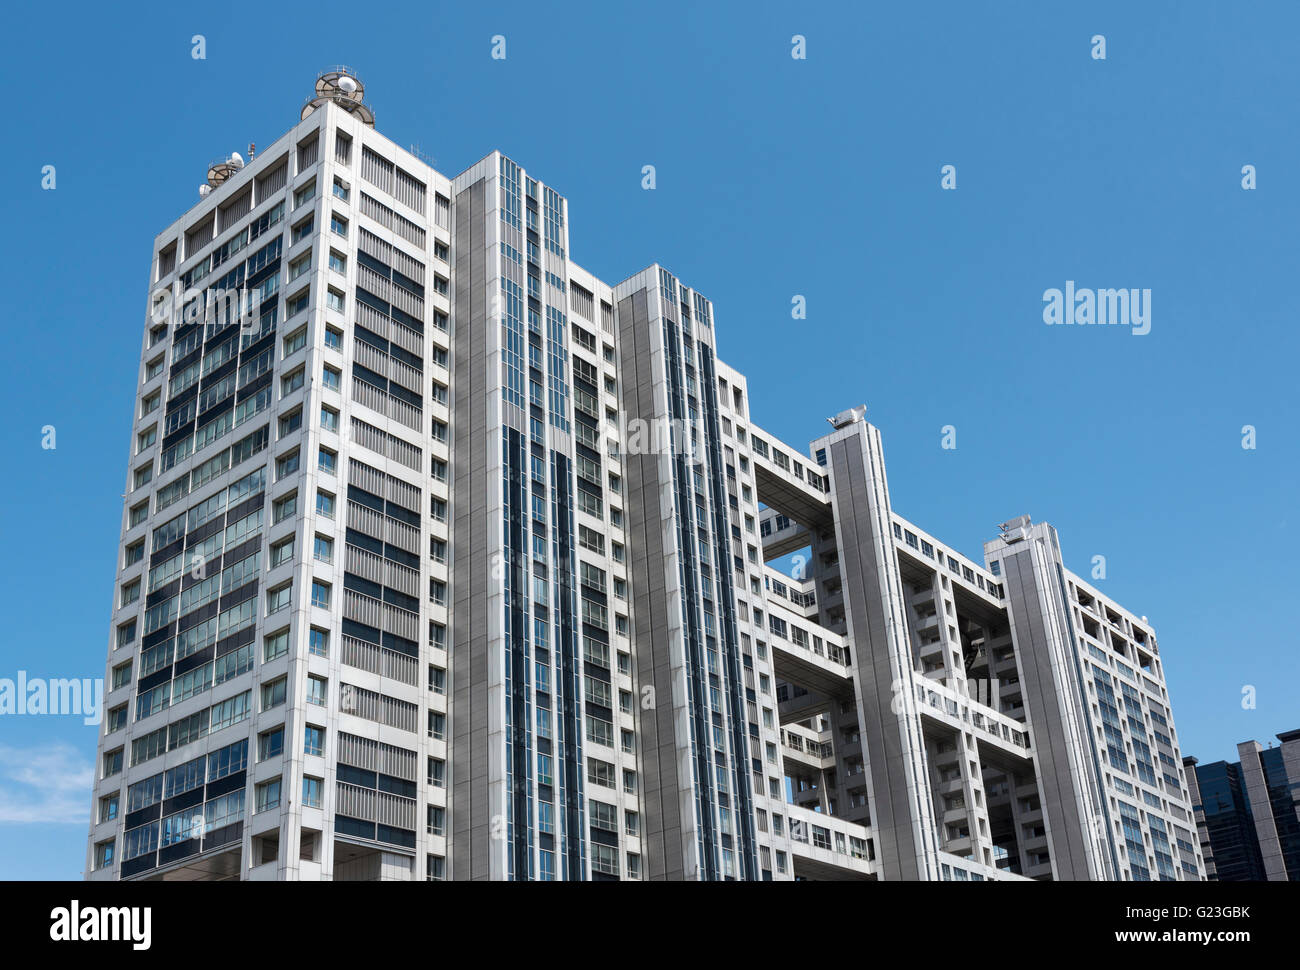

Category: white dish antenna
[302, 67, 374, 125]
[828, 405, 867, 429]
[229, 151, 244, 168]
[199, 184, 211, 198]
[997, 514, 1033, 543]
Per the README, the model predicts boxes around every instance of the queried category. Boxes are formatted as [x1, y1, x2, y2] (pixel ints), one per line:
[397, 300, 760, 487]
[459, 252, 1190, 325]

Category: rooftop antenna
[248, 142, 256, 161]
[302, 66, 374, 126]
[998, 515, 1033, 543]
[204, 150, 243, 191]
[827, 405, 867, 429]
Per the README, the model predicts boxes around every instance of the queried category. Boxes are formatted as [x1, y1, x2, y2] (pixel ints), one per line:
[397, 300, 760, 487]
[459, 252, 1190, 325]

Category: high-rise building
[1185, 730, 1300, 881]
[85, 71, 1205, 882]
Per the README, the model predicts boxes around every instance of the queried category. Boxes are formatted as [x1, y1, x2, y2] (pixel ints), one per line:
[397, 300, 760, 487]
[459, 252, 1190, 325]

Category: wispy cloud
[0, 742, 92, 824]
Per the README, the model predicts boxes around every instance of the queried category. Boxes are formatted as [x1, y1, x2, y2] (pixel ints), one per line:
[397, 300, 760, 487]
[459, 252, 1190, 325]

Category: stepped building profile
[85, 71, 1205, 882]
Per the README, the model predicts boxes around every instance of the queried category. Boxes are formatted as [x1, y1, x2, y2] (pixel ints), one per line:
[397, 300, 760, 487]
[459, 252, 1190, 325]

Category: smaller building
[1185, 729, 1300, 881]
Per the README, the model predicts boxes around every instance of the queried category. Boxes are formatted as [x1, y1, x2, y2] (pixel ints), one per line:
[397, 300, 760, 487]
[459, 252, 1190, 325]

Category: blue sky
[0, 0, 1295, 879]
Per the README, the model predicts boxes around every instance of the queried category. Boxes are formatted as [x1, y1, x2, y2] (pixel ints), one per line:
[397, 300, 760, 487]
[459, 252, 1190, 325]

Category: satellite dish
[303, 68, 374, 125]
[199, 185, 211, 197]
[229, 152, 245, 167]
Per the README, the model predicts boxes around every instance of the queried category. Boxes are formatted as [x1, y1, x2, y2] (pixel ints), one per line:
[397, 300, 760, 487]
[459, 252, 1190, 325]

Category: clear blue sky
[0, 0, 1295, 879]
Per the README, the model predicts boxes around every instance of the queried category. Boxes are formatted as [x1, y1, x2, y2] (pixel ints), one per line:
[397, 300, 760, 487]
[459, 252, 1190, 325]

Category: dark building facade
[1186, 729, 1300, 881]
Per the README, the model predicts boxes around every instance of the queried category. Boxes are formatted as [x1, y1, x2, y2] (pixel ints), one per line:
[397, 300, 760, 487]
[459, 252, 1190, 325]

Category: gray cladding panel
[1000, 543, 1096, 879]
[1237, 743, 1287, 880]
[618, 287, 687, 880]
[452, 178, 491, 880]
[828, 430, 922, 881]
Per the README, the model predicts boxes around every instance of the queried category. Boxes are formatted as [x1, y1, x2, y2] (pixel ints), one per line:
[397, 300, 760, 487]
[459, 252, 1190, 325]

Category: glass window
[304, 725, 324, 756]
[293, 180, 316, 208]
[275, 449, 300, 481]
[99, 793, 120, 823]
[267, 583, 291, 614]
[428, 665, 446, 694]
[302, 776, 323, 808]
[313, 535, 333, 563]
[427, 805, 445, 836]
[255, 777, 282, 813]
[309, 628, 329, 657]
[283, 327, 307, 358]
[310, 580, 331, 609]
[258, 725, 284, 760]
[273, 493, 297, 523]
[271, 537, 294, 567]
[262, 631, 288, 660]
[281, 368, 305, 396]
[307, 676, 327, 706]
[278, 409, 302, 438]
[261, 678, 287, 711]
